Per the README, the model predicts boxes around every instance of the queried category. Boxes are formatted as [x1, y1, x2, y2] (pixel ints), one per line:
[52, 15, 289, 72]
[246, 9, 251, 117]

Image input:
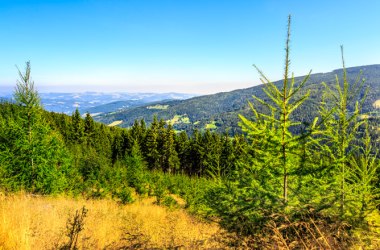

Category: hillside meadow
[0, 192, 229, 249]
[1, 193, 379, 249]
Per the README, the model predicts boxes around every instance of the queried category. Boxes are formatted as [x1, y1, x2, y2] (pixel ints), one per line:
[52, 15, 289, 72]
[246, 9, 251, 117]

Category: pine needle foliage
[239, 15, 311, 205]
[350, 122, 379, 220]
[0, 62, 70, 193]
[14, 61, 41, 110]
[317, 47, 369, 217]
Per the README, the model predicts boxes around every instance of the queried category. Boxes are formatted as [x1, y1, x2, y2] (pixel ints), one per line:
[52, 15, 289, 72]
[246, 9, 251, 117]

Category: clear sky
[0, 0, 379, 94]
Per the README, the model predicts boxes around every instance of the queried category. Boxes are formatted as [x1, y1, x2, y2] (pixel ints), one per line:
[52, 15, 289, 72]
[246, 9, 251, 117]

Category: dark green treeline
[0, 97, 248, 194]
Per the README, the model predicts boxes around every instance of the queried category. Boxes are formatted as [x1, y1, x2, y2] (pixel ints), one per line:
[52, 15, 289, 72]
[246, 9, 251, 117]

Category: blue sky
[0, 0, 379, 94]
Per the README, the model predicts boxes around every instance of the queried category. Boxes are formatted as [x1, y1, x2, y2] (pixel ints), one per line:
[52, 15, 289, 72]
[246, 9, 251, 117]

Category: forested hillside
[96, 64, 380, 135]
[0, 62, 249, 195]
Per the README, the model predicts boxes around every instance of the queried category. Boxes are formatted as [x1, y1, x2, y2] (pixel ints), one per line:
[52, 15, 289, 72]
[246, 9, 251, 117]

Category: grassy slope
[2, 193, 379, 249]
[0, 193, 227, 249]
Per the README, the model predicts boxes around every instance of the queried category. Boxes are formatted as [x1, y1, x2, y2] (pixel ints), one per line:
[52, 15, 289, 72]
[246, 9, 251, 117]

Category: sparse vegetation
[60, 206, 88, 250]
[0, 193, 227, 249]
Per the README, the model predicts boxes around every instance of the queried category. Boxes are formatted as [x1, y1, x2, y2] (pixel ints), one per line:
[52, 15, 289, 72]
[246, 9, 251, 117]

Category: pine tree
[84, 112, 95, 136]
[111, 130, 124, 164]
[131, 120, 142, 141]
[351, 121, 379, 219]
[139, 119, 147, 140]
[144, 116, 160, 170]
[318, 47, 369, 216]
[175, 131, 190, 174]
[189, 129, 203, 176]
[1, 61, 70, 193]
[129, 119, 146, 151]
[202, 130, 223, 180]
[219, 134, 235, 177]
[239, 15, 311, 204]
[13, 61, 41, 171]
[71, 108, 84, 143]
[162, 124, 180, 173]
[125, 139, 147, 194]
[157, 118, 167, 170]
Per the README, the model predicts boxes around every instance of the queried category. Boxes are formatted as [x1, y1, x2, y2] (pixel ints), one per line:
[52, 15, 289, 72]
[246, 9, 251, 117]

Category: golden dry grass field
[0, 193, 228, 249]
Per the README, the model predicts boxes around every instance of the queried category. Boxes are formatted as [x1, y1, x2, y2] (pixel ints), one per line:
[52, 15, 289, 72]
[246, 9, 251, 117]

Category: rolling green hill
[96, 65, 380, 134]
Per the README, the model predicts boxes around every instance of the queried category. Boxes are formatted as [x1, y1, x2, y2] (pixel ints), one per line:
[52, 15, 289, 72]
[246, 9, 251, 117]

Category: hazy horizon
[2, 63, 379, 96]
[1, 0, 380, 94]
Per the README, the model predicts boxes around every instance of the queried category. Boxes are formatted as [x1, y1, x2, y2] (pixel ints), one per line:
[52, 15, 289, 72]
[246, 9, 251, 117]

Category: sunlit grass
[205, 121, 217, 130]
[146, 104, 169, 110]
[0, 192, 227, 249]
[373, 99, 380, 109]
[107, 120, 123, 127]
[167, 114, 191, 125]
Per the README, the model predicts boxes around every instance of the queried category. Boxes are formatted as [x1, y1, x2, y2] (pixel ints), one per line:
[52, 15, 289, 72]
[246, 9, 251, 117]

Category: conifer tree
[144, 116, 160, 170]
[111, 130, 124, 164]
[131, 120, 141, 141]
[162, 124, 180, 173]
[71, 108, 84, 143]
[1, 61, 70, 193]
[318, 48, 370, 216]
[139, 119, 147, 138]
[157, 118, 167, 170]
[13, 61, 41, 170]
[239, 15, 311, 204]
[189, 129, 203, 176]
[219, 134, 235, 176]
[175, 131, 190, 174]
[125, 139, 147, 194]
[351, 121, 379, 219]
[84, 112, 95, 136]
[202, 130, 223, 180]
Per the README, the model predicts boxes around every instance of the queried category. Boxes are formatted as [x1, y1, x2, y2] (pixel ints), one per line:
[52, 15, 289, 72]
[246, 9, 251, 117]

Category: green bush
[117, 186, 135, 204]
[162, 195, 179, 209]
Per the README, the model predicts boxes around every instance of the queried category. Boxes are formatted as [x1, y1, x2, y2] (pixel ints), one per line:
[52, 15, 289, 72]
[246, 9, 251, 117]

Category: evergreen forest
[0, 16, 379, 248]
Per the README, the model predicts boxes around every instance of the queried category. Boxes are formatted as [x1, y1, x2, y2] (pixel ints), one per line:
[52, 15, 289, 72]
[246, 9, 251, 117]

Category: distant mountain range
[95, 65, 380, 134]
[0, 92, 196, 115]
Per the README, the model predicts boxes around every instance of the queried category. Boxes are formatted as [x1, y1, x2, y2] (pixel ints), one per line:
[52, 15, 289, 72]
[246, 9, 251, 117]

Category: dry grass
[0, 192, 227, 249]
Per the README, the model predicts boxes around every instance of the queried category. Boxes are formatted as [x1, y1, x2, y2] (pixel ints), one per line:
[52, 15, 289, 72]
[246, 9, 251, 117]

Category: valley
[95, 65, 380, 134]
[0, 92, 196, 115]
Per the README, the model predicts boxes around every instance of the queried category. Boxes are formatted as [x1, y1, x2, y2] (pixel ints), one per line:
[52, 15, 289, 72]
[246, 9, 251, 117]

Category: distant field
[167, 114, 191, 125]
[205, 121, 217, 130]
[0, 193, 227, 249]
[374, 99, 380, 108]
[107, 120, 123, 127]
[146, 104, 169, 110]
